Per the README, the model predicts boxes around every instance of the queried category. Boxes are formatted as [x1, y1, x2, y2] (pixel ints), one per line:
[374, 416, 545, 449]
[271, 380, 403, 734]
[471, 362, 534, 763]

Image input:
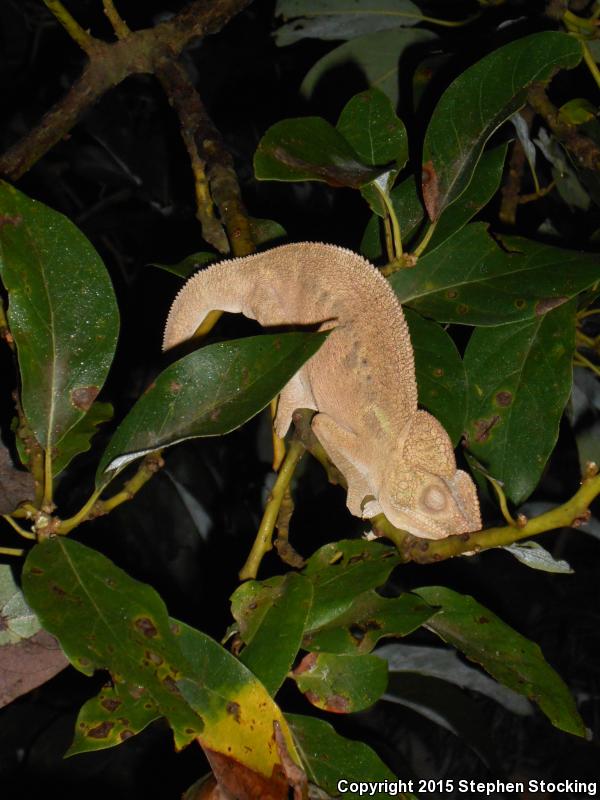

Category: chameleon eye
[422, 486, 447, 512]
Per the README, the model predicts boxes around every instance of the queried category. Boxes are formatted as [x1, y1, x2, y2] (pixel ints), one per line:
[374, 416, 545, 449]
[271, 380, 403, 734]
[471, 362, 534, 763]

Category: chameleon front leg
[311, 413, 376, 518]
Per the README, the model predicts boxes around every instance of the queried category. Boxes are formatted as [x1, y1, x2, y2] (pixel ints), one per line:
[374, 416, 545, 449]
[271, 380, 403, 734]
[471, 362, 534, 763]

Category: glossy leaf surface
[303, 591, 433, 654]
[390, 224, 600, 326]
[286, 714, 409, 799]
[293, 651, 388, 713]
[97, 332, 326, 484]
[237, 573, 313, 696]
[464, 301, 576, 503]
[22, 538, 299, 781]
[415, 586, 586, 737]
[421, 32, 581, 219]
[405, 309, 466, 446]
[0, 182, 119, 452]
[337, 88, 408, 167]
[254, 117, 381, 187]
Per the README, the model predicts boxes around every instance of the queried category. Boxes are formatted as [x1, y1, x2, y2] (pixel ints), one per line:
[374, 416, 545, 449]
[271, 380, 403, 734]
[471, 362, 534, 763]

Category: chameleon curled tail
[164, 242, 481, 540]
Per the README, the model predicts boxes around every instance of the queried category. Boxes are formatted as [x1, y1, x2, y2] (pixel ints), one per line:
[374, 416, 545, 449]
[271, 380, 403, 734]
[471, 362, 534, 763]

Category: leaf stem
[574, 351, 600, 377]
[57, 452, 164, 534]
[239, 439, 306, 580]
[270, 398, 286, 471]
[488, 476, 518, 526]
[42, 0, 96, 53]
[2, 514, 36, 540]
[375, 184, 402, 259]
[0, 546, 25, 557]
[42, 450, 54, 510]
[412, 222, 437, 258]
[582, 40, 600, 91]
[103, 0, 130, 38]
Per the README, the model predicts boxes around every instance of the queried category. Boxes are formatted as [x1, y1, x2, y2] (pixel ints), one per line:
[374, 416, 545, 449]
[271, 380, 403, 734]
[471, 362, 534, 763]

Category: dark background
[0, 1, 599, 797]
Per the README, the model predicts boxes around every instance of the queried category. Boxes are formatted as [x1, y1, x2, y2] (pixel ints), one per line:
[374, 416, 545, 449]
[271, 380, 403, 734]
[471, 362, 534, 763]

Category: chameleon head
[378, 411, 481, 539]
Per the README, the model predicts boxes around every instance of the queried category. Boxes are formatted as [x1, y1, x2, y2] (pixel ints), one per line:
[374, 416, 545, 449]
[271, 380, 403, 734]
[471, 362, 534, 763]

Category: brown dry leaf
[0, 629, 68, 708]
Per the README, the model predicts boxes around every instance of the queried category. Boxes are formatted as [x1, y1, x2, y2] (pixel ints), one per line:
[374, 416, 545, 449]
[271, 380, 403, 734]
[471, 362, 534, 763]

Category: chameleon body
[164, 242, 481, 539]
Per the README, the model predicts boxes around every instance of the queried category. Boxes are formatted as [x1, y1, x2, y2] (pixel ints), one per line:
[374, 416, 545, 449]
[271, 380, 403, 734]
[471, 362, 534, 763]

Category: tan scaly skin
[163, 242, 481, 540]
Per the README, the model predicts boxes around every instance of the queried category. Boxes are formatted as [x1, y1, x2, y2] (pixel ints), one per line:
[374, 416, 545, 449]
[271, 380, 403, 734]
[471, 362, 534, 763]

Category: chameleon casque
[163, 242, 481, 539]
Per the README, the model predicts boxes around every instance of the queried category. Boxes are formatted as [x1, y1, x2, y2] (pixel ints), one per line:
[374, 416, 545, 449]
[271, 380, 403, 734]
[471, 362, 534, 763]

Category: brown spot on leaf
[457, 304, 469, 315]
[294, 652, 317, 675]
[495, 391, 513, 407]
[422, 160, 440, 221]
[474, 415, 500, 442]
[51, 583, 66, 597]
[322, 694, 350, 714]
[477, 616, 490, 624]
[433, 367, 444, 378]
[535, 297, 566, 316]
[162, 674, 180, 695]
[101, 697, 122, 712]
[226, 701, 241, 722]
[88, 721, 114, 739]
[0, 214, 22, 228]
[119, 730, 134, 741]
[210, 408, 221, 422]
[70, 386, 99, 412]
[514, 298, 526, 309]
[145, 650, 163, 665]
[134, 616, 158, 638]
[29, 567, 44, 575]
[169, 381, 182, 394]
[445, 289, 458, 300]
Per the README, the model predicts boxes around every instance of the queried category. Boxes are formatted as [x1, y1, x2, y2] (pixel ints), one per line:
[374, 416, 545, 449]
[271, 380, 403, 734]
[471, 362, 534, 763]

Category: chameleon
[163, 242, 481, 539]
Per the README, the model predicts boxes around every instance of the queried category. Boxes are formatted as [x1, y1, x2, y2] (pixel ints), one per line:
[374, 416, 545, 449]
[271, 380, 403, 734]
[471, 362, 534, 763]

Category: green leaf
[414, 586, 586, 737]
[361, 144, 507, 260]
[174, 620, 301, 782]
[237, 573, 313, 696]
[231, 576, 285, 644]
[0, 182, 119, 452]
[22, 538, 300, 777]
[421, 32, 582, 219]
[275, 0, 422, 45]
[405, 309, 466, 446]
[68, 683, 161, 756]
[22, 537, 203, 749]
[301, 27, 437, 108]
[96, 331, 327, 486]
[361, 176, 424, 259]
[286, 714, 410, 799]
[424, 144, 508, 253]
[293, 651, 388, 713]
[464, 301, 576, 504]
[0, 564, 41, 644]
[51, 402, 113, 477]
[254, 117, 381, 188]
[149, 252, 216, 278]
[303, 591, 434, 654]
[249, 217, 287, 246]
[337, 88, 408, 168]
[389, 224, 600, 326]
[303, 540, 401, 631]
[501, 541, 574, 574]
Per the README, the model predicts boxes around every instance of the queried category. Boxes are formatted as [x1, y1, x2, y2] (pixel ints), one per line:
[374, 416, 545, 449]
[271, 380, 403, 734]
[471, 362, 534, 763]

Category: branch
[527, 82, 600, 173]
[155, 57, 255, 255]
[0, 0, 253, 180]
[372, 465, 600, 563]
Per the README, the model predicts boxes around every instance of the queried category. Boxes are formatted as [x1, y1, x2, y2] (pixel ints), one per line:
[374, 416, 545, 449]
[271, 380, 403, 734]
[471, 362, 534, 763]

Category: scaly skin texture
[164, 242, 481, 539]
